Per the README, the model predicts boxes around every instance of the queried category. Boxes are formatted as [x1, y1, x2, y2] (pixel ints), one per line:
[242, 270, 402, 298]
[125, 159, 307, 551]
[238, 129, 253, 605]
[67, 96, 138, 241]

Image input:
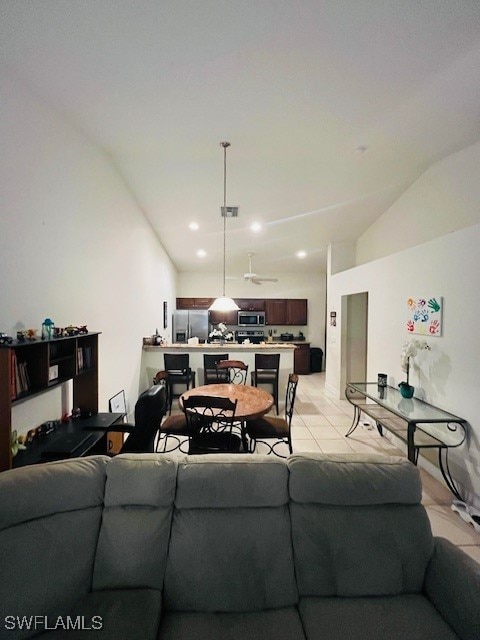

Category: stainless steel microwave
[238, 311, 266, 327]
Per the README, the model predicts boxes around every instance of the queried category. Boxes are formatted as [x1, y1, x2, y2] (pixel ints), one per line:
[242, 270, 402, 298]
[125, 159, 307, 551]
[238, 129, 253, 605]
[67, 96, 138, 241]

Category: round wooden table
[180, 384, 273, 420]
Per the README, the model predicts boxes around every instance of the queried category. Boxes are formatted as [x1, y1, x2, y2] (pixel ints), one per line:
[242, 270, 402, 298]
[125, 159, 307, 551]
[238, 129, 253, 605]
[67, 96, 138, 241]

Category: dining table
[180, 383, 274, 421]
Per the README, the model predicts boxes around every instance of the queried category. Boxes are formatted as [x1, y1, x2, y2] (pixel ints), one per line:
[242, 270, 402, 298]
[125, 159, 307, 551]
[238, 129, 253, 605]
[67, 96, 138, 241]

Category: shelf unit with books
[0, 332, 100, 471]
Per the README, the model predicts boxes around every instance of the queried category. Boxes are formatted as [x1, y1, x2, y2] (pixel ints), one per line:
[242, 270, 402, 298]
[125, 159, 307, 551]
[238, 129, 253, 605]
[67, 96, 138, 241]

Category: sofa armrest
[424, 536, 480, 640]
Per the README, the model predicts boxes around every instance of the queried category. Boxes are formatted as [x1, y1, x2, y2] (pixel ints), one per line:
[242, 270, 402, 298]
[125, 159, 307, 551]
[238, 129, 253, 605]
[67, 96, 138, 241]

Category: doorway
[340, 292, 368, 397]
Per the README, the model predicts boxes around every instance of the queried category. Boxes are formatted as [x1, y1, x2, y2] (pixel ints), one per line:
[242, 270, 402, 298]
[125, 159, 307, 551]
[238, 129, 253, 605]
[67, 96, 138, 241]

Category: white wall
[326, 143, 480, 506]
[1, 76, 177, 431]
[177, 271, 326, 354]
[356, 141, 480, 265]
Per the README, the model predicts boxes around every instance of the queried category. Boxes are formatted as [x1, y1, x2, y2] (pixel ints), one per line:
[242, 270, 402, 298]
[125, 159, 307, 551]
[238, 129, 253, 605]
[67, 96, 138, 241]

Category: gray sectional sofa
[0, 453, 479, 640]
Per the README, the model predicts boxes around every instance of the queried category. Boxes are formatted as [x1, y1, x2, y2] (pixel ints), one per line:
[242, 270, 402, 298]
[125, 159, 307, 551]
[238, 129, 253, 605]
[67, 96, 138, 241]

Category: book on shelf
[11, 353, 30, 398]
[77, 346, 92, 371]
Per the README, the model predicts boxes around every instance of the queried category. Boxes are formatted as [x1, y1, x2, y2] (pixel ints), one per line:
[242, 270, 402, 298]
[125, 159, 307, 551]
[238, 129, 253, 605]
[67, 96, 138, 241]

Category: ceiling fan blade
[254, 277, 278, 283]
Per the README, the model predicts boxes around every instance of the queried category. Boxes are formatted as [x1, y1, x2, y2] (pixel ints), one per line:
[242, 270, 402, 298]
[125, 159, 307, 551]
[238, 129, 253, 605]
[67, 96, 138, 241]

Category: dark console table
[345, 382, 467, 500]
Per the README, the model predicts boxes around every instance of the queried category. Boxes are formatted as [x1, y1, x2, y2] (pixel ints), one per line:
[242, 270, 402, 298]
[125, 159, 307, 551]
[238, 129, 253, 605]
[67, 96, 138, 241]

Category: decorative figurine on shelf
[209, 323, 234, 344]
[77, 325, 88, 334]
[65, 325, 78, 336]
[16, 330, 27, 342]
[0, 333, 14, 345]
[399, 338, 431, 398]
[41, 318, 55, 340]
[27, 328, 38, 340]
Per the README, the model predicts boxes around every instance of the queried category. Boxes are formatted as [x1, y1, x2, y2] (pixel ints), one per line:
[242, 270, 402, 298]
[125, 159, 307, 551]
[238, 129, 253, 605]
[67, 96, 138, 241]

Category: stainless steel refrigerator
[172, 310, 209, 343]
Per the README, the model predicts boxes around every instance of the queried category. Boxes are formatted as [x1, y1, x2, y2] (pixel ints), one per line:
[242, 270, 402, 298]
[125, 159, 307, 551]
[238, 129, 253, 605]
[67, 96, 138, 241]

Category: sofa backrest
[288, 453, 433, 597]
[92, 454, 178, 590]
[163, 454, 298, 612]
[0, 456, 108, 640]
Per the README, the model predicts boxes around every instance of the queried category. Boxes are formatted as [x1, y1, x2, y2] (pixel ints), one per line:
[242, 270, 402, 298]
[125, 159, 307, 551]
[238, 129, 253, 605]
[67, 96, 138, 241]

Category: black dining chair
[164, 353, 195, 414]
[203, 353, 228, 385]
[183, 395, 241, 455]
[245, 373, 299, 457]
[250, 353, 280, 414]
[216, 359, 249, 385]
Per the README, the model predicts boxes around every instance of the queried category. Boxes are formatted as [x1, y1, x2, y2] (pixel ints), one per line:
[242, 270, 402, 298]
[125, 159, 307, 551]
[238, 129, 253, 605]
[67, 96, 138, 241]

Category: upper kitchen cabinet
[287, 299, 308, 325]
[265, 299, 287, 325]
[237, 299, 265, 311]
[176, 297, 213, 310]
[209, 309, 238, 326]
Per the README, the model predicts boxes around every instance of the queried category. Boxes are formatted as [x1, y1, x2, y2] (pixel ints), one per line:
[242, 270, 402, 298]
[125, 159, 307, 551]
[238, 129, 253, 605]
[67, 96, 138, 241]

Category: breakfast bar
[141, 343, 296, 393]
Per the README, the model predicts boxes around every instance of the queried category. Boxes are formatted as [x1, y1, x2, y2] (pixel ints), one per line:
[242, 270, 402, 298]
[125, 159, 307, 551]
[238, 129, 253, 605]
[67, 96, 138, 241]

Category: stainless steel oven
[237, 311, 266, 327]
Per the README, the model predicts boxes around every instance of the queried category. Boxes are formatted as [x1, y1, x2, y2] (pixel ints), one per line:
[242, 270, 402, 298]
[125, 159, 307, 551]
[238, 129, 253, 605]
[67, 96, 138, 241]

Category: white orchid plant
[400, 338, 430, 386]
[209, 322, 234, 341]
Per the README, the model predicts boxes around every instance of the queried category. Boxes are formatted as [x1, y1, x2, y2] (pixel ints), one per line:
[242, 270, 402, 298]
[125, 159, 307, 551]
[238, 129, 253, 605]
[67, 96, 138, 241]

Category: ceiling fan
[243, 253, 278, 285]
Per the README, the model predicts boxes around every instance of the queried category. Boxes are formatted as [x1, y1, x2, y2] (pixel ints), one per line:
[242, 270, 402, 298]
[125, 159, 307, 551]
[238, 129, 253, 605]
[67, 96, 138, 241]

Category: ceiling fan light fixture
[209, 142, 240, 314]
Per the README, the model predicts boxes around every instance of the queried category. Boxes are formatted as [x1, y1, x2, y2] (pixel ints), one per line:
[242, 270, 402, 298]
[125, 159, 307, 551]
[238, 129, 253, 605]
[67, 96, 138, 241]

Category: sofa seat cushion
[299, 595, 460, 640]
[32, 589, 162, 640]
[158, 607, 306, 640]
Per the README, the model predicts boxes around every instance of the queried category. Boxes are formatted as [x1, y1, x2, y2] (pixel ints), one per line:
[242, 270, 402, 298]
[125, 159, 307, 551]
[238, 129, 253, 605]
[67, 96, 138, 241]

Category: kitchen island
[141, 343, 296, 394]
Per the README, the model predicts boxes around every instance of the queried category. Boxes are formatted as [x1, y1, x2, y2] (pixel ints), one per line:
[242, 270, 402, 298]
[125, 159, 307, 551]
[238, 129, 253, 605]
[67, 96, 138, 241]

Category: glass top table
[345, 382, 467, 499]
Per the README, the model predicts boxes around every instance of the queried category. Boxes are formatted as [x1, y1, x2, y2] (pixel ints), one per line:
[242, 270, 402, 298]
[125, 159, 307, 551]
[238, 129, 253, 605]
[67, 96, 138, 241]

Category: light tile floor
[163, 372, 480, 561]
[288, 373, 480, 561]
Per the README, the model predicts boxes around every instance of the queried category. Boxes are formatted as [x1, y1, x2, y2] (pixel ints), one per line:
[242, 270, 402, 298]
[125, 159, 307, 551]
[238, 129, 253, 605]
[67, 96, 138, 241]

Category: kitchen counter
[141, 343, 295, 392]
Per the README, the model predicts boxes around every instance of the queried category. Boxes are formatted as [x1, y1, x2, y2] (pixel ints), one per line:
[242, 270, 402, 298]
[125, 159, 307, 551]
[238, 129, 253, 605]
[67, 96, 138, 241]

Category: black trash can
[310, 347, 323, 372]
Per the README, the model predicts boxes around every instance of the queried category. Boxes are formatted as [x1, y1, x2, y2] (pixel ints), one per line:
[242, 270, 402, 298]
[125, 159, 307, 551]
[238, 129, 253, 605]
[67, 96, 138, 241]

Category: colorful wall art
[406, 296, 443, 336]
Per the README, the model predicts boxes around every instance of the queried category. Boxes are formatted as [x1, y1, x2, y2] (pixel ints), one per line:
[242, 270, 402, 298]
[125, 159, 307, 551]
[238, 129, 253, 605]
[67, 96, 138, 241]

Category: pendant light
[209, 142, 240, 312]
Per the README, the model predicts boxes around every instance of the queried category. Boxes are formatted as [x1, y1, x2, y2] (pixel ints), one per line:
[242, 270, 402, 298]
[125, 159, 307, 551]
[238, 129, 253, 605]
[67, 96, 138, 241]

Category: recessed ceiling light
[197, 249, 207, 258]
[250, 222, 262, 232]
[189, 222, 199, 231]
[296, 250, 307, 259]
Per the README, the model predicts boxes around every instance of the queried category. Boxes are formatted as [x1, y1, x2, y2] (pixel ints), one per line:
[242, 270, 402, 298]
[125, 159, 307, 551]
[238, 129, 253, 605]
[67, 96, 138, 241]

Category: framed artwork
[163, 301, 168, 329]
[406, 296, 442, 336]
[108, 390, 126, 416]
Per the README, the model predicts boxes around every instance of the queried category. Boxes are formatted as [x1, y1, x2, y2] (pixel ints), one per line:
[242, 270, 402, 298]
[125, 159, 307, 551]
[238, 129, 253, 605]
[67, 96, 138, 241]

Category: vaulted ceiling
[2, 1, 480, 277]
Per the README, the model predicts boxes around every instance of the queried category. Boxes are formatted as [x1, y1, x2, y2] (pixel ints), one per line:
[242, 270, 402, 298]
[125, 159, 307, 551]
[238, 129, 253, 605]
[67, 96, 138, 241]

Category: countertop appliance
[235, 330, 265, 344]
[173, 310, 209, 343]
[238, 311, 266, 327]
[280, 333, 294, 341]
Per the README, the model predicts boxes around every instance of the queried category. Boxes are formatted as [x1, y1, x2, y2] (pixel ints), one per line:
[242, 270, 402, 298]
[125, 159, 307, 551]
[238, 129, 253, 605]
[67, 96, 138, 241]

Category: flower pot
[399, 383, 414, 399]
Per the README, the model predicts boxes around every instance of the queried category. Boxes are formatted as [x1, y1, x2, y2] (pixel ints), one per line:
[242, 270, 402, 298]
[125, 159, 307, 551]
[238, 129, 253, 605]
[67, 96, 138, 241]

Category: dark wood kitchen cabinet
[237, 299, 265, 311]
[265, 299, 287, 325]
[209, 309, 238, 326]
[287, 299, 308, 325]
[294, 343, 310, 375]
[176, 297, 213, 310]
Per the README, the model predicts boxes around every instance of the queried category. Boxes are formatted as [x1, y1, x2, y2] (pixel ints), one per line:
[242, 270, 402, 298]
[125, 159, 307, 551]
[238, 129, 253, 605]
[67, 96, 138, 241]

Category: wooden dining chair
[183, 395, 241, 454]
[203, 353, 228, 384]
[245, 373, 299, 457]
[216, 359, 249, 385]
[250, 353, 280, 414]
[164, 353, 195, 414]
[153, 371, 189, 452]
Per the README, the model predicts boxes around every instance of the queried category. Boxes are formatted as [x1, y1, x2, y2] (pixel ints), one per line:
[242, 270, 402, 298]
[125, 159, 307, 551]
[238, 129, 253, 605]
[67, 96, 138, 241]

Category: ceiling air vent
[221, 206, 238, 217]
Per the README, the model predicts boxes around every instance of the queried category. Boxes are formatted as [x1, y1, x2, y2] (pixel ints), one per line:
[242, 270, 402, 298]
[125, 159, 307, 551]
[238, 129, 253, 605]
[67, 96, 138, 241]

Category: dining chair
[153, 370, 189, 452]
[183, 395, 241, 454]
[245, 373, 299, 457]
[203, 353, 228, 385]
[250, 353, 280, 414]
[164, 353, 196, 414]
[216, 359, 249, 385]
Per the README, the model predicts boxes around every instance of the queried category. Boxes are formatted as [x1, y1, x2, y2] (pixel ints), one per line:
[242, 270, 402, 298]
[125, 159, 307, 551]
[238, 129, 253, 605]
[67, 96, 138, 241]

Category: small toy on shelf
[0, 333, 14, 345]
[27, 329, 38, 340]
[41, 318, 55, 340]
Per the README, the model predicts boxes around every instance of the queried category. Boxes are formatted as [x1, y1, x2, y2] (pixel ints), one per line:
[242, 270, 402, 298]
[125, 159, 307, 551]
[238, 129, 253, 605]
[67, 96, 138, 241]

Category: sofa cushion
[31, 589, 162, 640]
[163, 454, 298, 612]
[93, 454, 179, 591]
[0, 457, 108, 640]
[158, 607, 306, 640]
[298, 595, 459, 640]
[288, 454, 433, 597]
